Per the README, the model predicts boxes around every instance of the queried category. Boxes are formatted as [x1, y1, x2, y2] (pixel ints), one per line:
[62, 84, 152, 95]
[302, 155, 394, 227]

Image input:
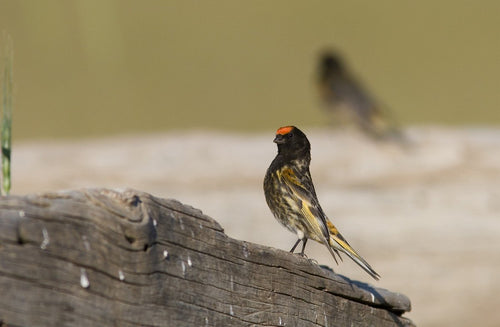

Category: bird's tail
[326, 221, 380, 280]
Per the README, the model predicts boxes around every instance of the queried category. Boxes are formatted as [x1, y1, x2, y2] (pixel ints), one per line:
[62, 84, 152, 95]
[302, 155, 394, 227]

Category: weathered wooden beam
[0, 188, 414, 327]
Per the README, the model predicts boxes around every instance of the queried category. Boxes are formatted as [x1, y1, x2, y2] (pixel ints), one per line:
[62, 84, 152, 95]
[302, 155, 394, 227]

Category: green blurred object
[1, 32, 13, 195]
[1, 2, 500, 140]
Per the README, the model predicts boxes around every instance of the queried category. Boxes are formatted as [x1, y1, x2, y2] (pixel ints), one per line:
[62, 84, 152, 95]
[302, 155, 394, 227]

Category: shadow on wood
[0, 188, 414, 326]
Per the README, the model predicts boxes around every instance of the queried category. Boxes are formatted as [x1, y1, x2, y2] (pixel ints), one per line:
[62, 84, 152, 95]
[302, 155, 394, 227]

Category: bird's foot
[296, 252, 308, 258]
[308, 258, 319, 265]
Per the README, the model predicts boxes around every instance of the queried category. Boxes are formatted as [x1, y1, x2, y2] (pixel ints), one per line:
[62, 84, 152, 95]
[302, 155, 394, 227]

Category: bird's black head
[319, 52, 344, 78]
[273, 126, 311, 160]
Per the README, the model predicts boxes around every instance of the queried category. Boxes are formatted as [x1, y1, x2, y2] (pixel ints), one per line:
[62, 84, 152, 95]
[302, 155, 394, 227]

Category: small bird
[263, 125, 380, 280]
[317, 51, 403, 142]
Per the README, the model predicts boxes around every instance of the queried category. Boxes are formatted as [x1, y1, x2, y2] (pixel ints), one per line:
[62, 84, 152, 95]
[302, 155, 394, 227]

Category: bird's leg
[290, 239, 309, 258]
[300, 238, 308, 257]
[289, 239, 301, 253]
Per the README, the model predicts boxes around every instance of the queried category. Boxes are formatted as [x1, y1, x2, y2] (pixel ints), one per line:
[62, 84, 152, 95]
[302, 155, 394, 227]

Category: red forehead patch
[276, 126, 294, 135]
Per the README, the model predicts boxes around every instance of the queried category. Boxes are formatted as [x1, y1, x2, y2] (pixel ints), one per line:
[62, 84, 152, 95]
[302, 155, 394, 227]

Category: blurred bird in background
[264, 125, 380, 280]
[317, 50, 406, 143]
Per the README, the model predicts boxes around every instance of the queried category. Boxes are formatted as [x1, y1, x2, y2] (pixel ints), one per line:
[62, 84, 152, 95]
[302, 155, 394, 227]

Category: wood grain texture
[0, 188, 414, 327]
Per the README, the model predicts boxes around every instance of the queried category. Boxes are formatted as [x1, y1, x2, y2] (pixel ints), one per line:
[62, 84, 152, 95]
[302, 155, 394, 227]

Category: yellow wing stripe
[330, 234, 358, 258]
[280, 167, 301, 186]
[326, 221, 339, 235]
[300, 200, 325, 239]
[278, 167, 327, 240]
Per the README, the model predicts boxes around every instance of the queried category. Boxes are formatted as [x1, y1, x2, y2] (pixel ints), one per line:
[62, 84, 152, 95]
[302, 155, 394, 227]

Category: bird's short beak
[273, 134, 286, 144]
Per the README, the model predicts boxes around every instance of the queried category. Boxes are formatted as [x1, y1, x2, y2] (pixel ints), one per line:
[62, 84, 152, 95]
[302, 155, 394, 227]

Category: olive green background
[1, 1, 499, 140]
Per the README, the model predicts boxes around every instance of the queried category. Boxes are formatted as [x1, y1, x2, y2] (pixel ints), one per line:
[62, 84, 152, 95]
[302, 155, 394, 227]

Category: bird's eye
[287, 132, 293, 138]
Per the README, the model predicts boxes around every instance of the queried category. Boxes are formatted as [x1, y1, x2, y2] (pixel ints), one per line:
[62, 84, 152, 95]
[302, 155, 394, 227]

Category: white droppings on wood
[118, 269, 125, 281]
[153, 219, 157, 227]
[229, 304, 234, 316]
[18, 210, 25, 217]
[163, 250, 169, 259]
[40, 228, 49, 250]
[242, 243, 249, 258]
[80, 268, 90, 288]
[181, 261, 186, 276]
[187, 256, 192, 267]
[82, 235, 90, 251]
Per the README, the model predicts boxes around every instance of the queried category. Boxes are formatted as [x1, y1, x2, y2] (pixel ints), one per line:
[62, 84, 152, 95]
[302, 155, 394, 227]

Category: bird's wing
[278, 167, 329, 238]
[330, 75, 374, 111]
[279, 167, 380, 280]
[278, 166, 342, 264]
